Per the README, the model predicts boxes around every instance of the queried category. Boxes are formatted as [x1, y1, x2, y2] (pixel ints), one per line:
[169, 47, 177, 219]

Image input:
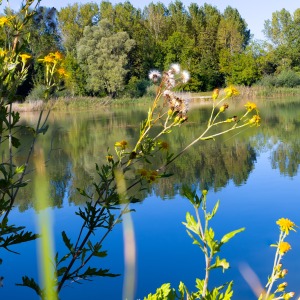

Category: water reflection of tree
[16, 97, 300, 209]
[259, 99, 300, 177]
[153, 140, 256, 198]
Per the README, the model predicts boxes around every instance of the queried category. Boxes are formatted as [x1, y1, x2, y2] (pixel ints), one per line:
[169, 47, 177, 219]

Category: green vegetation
[2, 0, 300, 104]
[1, 1, 299, 300]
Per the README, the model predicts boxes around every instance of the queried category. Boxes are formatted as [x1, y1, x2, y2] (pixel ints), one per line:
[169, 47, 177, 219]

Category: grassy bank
[12, 86, 300, 112]
[12, 96, 154, 112]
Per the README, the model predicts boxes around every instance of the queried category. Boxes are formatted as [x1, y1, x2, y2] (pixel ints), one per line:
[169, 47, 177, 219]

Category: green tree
[188, 4, 223, 91]
[264, 8, 300, 70]
[219, 47, 260, 85]
[217, 6, 250, 53]
[77, 19, 135, 97]
[57, 3, 100, 53]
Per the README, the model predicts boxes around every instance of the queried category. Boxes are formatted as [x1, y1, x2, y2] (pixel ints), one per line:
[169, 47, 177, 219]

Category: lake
[1, 96, 300, 299]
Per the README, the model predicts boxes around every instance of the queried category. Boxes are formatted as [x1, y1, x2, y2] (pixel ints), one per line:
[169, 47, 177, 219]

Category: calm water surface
[1, 97, 300, 299]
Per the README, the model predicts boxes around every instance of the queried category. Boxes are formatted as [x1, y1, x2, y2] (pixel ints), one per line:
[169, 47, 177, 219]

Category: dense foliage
[2, 1, 300, 100]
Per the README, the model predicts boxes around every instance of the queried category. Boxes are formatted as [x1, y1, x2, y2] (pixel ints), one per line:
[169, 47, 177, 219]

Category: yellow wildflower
[225, 116, 238, 123]
[224, 85, 239, 97]
[245, 101, 257, 112]
[278, 241, 291, 255]
[38, 54, 55, 64]
[148, 170, 159, 183]
[106, 155, 113, 162]
[279, 269, 288, 278]
[0, 16, 9, 26]
[57, 67, 68, 77]
[283, 292, 295, 300]
[277, 282, 287, 292]
[219, 103, 229, 112]
[115, 140, 128, 150]
[54, 51, 63, 60]
[138, 169, 148, 177]
[276, 218, 296, 235]
[19, 53, 31, 64]
[0, 48, 7, 57]
[212, 88, 219, 100]
[159, 141, 169, 150]
[249, 115, 261, 126]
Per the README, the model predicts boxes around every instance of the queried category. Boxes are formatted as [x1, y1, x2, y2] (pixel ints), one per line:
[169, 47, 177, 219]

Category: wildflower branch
[260, 218, 297, 300]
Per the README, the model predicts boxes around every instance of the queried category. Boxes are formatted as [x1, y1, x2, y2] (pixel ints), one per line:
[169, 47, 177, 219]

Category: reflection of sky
[1, 151, 300, 299]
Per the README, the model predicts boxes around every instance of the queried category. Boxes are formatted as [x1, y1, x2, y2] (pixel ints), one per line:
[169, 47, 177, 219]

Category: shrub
[258, 70, 300, 88]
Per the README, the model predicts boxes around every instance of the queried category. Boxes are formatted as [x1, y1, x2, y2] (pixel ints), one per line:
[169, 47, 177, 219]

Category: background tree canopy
[2, 1, 300, 100]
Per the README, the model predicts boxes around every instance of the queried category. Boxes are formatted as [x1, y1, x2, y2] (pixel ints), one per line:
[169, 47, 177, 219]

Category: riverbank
[11, 86, 300, 112]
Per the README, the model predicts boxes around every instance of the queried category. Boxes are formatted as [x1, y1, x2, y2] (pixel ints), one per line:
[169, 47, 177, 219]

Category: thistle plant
[259, 218, 297, 300]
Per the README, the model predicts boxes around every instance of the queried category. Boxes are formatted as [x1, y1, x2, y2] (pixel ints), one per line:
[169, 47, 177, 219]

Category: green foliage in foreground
[144, 188, 242, 300]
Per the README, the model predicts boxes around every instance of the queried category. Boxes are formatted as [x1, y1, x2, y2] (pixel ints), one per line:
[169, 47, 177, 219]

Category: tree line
[2, 1, 300, 100]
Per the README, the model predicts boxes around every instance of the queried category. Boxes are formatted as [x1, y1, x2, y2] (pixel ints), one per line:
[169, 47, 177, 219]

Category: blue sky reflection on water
[1, 149, 300, 300]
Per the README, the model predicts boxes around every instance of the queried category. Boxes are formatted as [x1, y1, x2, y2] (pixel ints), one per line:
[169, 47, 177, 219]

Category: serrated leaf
[61, 231, 74, 253]
[183, 212, 199, 234]
[16, 276, 42, 296]
[209, 256, 230, 273]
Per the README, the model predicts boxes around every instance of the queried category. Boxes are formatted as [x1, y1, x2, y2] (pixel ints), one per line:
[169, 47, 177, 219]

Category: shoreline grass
[12, 86, 300, 112]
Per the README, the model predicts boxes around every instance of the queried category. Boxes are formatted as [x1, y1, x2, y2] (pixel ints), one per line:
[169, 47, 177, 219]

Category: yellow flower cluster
[212, 88, 219, 100]
[138, 169, 159, 183]
[158, 141, 169, 151]
[19, 53, 31, 64]
[38, 51, 63, 65]
[224, 85, 239, 97]
[276, 218, 296, 235]
[0, 16, 10, 27]
[249, 115, 261, 127]
[115, 140, 128, 150]
[0, 48, 7, 57]
[278, 241, 291, 255]
[245, 101, 257, 112]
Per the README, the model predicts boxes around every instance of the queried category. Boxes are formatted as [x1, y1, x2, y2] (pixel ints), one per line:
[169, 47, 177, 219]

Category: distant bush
[124, 76, 149, 98]
[26, 84, 47, 101]
[145, 84, 157, 98]
[258, 70, 300, 88]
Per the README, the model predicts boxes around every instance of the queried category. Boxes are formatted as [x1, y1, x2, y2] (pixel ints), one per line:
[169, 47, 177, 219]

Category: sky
[6, 0, 300, 40]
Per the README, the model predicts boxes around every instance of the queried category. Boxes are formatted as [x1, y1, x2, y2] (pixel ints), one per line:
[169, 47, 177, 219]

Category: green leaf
[178, 281, 186, 298]
[223, 281, 234, 299]
[195, 278, 205, 294]
[57, 266, 68, 277]
[61, 231, 74, 254]
[220, 228, 245, 245]
[143, 283, 174, 300]
[11, 136, 20, 148]
[204, 227, 217, 251]
[183, 212, 199, 234]
[16, 276, 42, 296]
[209, 256, 230, 273]
[79, 267, 119, 278]
[207, 200, 220, 220]
[15, 165, 25, 174]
